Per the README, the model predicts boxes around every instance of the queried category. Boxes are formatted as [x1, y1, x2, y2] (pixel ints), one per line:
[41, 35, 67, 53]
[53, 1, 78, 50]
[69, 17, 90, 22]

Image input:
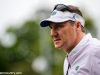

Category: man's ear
[75, 21, 81, 31]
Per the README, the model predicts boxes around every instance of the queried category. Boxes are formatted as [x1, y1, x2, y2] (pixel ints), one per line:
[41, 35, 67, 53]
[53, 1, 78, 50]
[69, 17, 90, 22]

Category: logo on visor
[51, 11, 57, 15]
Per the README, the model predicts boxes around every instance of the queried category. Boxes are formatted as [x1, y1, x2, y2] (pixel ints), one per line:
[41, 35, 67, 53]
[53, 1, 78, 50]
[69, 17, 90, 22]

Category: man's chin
[54, 44, 62, 49]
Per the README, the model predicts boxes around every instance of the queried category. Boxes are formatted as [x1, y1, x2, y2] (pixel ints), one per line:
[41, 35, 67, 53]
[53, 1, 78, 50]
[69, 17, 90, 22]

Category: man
[40, 4, 100, 75]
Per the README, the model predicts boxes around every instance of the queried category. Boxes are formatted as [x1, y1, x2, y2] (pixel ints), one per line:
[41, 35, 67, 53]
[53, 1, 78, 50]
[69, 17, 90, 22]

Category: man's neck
[66, 32, 86, 54]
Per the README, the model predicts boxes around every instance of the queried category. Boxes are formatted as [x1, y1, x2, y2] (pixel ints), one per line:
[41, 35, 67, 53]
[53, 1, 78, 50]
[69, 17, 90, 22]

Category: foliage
[0, 21, 40, 75]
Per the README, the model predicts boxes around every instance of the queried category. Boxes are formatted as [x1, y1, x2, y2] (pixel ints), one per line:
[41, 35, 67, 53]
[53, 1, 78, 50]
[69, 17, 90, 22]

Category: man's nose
[50, 29, 58, 37]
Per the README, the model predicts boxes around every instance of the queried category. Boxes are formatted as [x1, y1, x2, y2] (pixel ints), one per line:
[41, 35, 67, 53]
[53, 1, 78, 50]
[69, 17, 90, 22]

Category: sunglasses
[53, 4, 77, 11]
[53, 4, 82, 16]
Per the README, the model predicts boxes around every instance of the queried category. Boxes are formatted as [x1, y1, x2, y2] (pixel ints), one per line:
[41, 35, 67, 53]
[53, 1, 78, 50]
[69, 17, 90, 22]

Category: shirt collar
[67, 33, 92, 65]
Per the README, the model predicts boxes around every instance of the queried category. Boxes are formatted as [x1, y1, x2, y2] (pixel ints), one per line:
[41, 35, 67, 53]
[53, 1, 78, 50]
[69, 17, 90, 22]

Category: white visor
[40, 10, 85, 27]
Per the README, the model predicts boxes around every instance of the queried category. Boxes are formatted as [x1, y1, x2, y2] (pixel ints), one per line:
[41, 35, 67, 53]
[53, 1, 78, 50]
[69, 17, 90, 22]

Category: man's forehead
[49, 21, 68, 28]
[49, 21, 73, 26]
[49, 22, 64, 26]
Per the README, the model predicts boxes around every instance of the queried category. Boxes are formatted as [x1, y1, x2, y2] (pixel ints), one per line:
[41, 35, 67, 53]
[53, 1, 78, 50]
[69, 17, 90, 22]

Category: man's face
[49, 21, 77, 52]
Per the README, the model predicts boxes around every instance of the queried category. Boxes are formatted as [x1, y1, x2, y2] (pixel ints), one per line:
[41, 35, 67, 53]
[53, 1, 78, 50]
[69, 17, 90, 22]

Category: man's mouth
[53, 38, 61, 42]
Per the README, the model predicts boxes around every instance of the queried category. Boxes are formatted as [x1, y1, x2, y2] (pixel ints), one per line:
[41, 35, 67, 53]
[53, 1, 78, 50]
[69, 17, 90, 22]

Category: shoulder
[90, 48, 100, 74]
[85, 38, 100, 75]
[84, 37, 100, 61]
[87, 37, 100, 54]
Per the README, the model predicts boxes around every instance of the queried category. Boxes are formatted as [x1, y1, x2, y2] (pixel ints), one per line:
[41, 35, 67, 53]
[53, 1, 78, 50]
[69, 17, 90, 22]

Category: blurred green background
[0, 1, 98, 75]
